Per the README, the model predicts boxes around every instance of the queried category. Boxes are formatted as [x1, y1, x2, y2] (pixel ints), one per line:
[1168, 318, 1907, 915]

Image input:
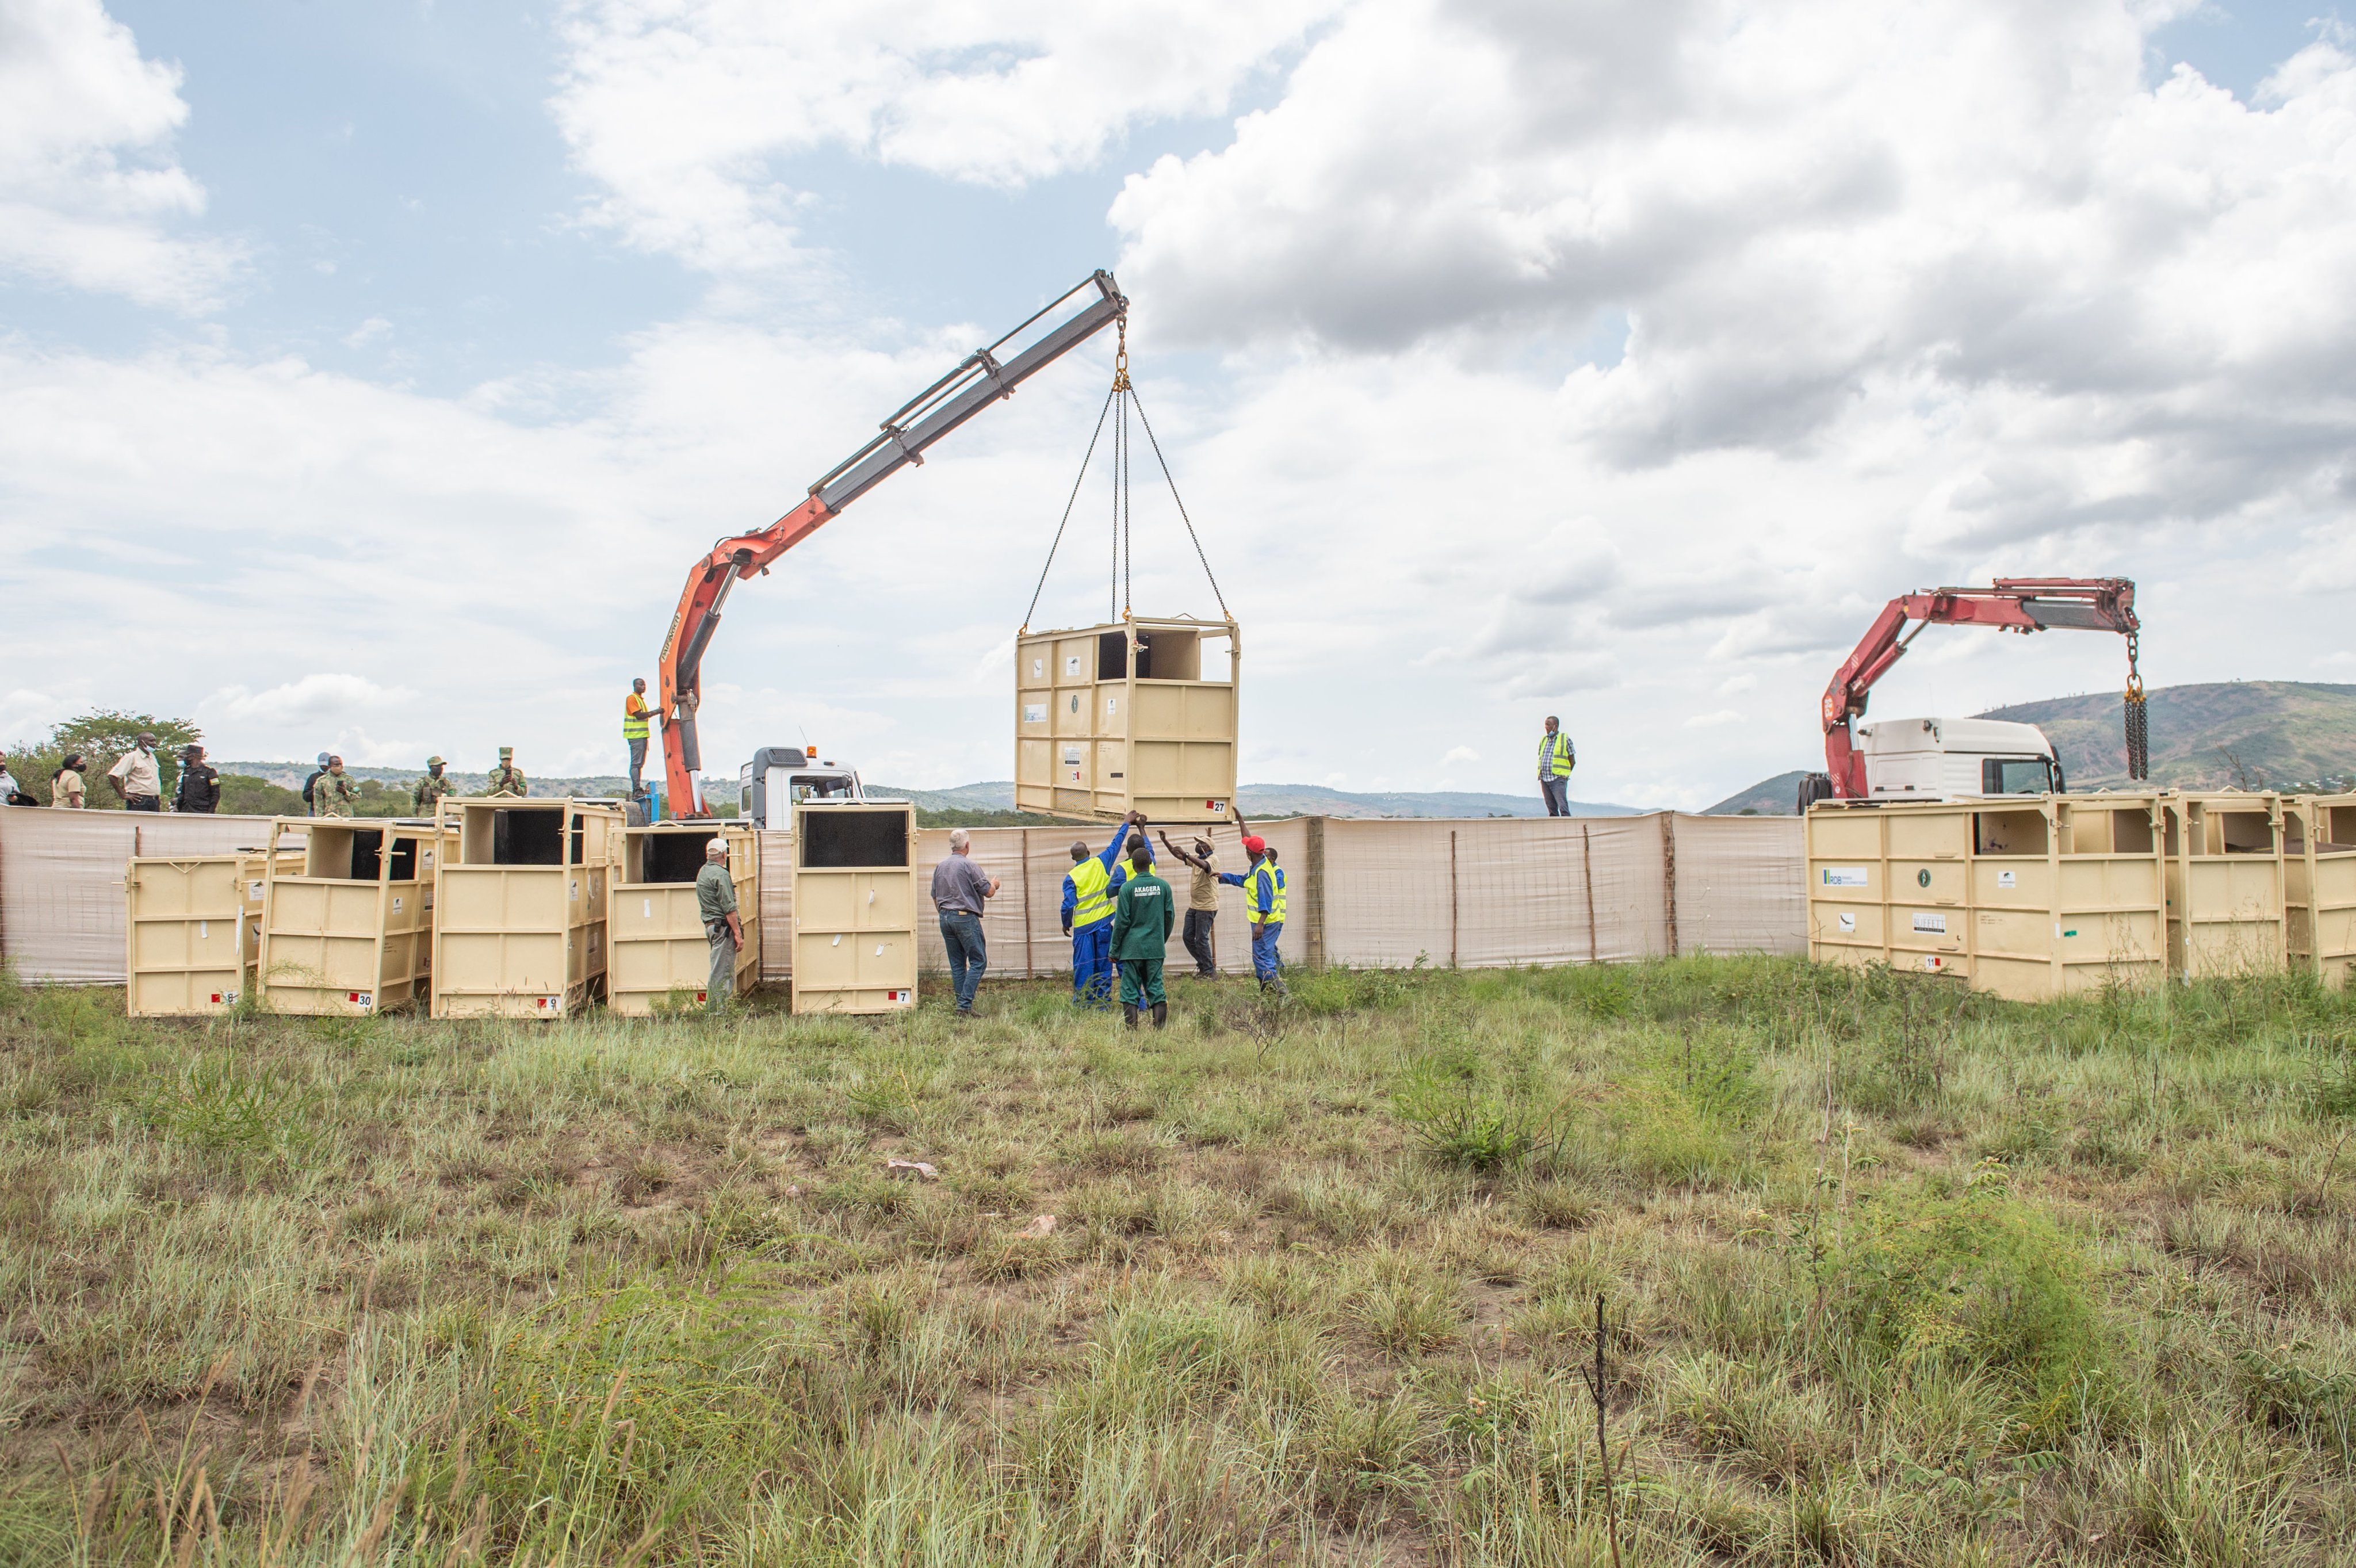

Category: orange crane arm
[1813, 577, 2142, 803]
[656, 270, 1128, 814]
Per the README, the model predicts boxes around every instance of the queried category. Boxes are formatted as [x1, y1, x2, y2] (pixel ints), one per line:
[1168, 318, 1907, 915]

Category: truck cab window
[1982, 758, 2057, 796]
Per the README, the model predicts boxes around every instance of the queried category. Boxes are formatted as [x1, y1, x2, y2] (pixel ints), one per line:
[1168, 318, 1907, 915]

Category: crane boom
[1810, 576, 2143, 805]
[656, 269, 1128, 814]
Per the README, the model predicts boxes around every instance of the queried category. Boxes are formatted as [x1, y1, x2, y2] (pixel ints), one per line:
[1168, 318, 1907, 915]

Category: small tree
[7, 710, 202, 808]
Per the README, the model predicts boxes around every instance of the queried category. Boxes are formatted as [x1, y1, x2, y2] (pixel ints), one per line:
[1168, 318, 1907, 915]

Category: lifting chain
[1020, 315, 1230, 633]
[2123, 630, 2150, 782]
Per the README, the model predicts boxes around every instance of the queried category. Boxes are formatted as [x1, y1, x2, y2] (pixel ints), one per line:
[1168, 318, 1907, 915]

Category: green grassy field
[2, 958, 2353, 1566]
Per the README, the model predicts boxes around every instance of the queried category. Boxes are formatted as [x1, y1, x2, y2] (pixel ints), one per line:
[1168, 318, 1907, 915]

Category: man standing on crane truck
[624, 678, 653, 797]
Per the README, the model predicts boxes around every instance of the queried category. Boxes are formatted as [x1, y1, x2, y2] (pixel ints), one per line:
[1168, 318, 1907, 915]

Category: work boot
[1122, 1004, 1141, 1030]
[1151, 1003, 1168, 1029]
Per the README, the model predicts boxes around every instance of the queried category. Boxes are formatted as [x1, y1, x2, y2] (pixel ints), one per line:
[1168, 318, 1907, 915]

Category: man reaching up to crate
[1062, 810, 1154, 1007]
[1110, 836, 1175, 1028]
[697, 837, 743, 1011]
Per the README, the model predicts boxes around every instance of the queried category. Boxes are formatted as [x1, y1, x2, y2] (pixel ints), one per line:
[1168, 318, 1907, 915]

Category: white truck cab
[1856, 717, 2066, 801]
[739, 746, 866, 831]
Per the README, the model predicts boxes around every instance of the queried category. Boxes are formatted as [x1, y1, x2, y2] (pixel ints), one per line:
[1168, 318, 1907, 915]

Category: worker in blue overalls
[1217, 833, 1288, 996]
[1062, 810, 1153, 1007]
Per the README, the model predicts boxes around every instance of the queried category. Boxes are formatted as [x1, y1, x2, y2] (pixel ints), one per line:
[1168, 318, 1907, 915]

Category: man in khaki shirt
[52, 754, 87, 808]
[1157, 827, 1226, 978]
[107, 733, 163, 811]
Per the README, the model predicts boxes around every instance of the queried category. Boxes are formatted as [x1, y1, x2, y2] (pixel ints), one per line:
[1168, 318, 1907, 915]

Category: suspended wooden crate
[258, 819, 452, 1016]
[792, 800, 916, 1015]
[609, 822, 761, 1014]
[1016, 616, 1238, 823]
[2163, 793, 2287, 979]
[431, 798, 623, 1019]
[1965, 794, 2166, 1001]
[1804, 800, 1970, 978]
[125, 853, 254, 1016]
[2286, 793, 2356, 990]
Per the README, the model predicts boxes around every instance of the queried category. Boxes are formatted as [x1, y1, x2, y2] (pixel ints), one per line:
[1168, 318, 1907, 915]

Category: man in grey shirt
[929, 828, 1001, 1015]
[695, 838, 743, 1011]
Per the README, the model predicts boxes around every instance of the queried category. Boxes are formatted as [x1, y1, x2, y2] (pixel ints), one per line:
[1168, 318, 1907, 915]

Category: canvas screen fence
[0, 807, 1803, 986]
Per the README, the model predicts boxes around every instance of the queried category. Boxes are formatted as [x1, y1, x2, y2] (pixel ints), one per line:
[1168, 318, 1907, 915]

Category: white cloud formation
[0, 0, 240, 308]
[201, 674, 417, 726]
[550, 0, 1336, 269]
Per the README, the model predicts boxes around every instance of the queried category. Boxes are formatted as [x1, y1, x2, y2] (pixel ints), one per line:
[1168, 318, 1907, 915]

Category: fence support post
[1582, 821, 1599, 964]
[1662, 812, 1680, 959]
[1020, 827, 1032, 978]
[1304, 816, 1328, 971]
[1448, 828, 1459, 969]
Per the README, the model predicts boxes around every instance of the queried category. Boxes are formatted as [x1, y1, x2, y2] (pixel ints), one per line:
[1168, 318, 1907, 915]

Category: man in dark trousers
[1108, 834, 1175, 1028]
[174, 744, 220, 813]
[1157, 802, 1248, 978]
[1538, 716, 1577, 817]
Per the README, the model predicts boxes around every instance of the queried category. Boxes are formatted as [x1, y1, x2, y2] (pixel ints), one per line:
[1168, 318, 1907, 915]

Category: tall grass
[0, 957, 2351, 1562]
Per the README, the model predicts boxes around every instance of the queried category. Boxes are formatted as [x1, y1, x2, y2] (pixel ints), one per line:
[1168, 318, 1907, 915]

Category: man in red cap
[1214, 832, 1287, 995]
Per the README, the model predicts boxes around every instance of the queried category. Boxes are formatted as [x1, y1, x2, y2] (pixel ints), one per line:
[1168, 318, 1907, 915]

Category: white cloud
[550, 0, 1336, 269]
[342, 316, 392, 349]
[1440, 745, 1479, 766]
[202, 674, 417, 726]
[0, 0, 241, 308]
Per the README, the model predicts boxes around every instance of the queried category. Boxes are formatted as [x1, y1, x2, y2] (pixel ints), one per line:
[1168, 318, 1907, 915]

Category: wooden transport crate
[1806, 793, 2170, 999]
[2286, 793, 2356, 990]
[792, 800, 916, 1015]
[2163, 793, 2287, 980]
[1016, 615, 1239, 823]
[609, 822, 761, 1014]
[1965, 796, 2166, 1001]
[431, 798, 622, 1019]
[125, 854, 254, 1016]
[258, 819, 452, 1016]
[1805, 800, 1970, 978]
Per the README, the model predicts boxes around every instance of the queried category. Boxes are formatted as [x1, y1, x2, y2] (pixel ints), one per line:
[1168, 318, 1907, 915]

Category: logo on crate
[1837, 912, 1856, 934]
[1917, 869, 1932, 888]
[1820, 866, 1869, 887]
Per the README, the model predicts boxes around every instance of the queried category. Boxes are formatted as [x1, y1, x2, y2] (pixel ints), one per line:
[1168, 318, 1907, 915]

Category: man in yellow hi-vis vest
[624, 678, 653, 794]
[1062, 809, 1153, 1006]
[1538, 716, 1577, 817]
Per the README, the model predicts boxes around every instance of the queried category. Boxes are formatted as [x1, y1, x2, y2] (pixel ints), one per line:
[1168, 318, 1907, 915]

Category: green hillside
[1980, 680, 2356, 790]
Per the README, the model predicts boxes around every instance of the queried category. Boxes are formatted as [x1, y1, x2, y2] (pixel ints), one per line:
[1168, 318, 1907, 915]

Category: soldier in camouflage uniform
[315, 756, 357, 817]
[485, 746, 528, 797]
[414, 755, 456, 815]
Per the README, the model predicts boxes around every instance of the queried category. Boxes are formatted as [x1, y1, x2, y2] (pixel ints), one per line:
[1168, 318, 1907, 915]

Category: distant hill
[1706, 771, 1810, 816]
[874, 781, 1642, 820]
[1703, 679, 2356, 813]
[220, 762, 630, 798]
[1979, 681, 2356, 790]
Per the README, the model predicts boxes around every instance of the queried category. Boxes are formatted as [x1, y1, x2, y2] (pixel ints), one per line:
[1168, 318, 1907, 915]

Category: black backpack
[303, 769, 323, 805]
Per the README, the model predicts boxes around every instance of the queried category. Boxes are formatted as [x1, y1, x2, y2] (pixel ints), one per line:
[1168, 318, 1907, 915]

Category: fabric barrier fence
[6, 809, 1803, 986]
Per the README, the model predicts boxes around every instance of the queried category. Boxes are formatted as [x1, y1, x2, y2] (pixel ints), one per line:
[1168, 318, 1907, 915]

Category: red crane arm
[655, 270, 1127, 814]
[1818, 577, 2139, 800]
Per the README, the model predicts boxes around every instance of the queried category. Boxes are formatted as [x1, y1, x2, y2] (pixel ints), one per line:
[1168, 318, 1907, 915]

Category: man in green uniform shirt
[313, 755, 357, 817]
[1108, 835, 1175, 1030]
[413, 756, 456, 815]
[695, 837, 743, 1011]
[485, 747, 527, 797]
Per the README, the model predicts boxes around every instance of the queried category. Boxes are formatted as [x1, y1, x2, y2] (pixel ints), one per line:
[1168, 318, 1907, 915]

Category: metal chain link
[2124, 630, 2150, 781]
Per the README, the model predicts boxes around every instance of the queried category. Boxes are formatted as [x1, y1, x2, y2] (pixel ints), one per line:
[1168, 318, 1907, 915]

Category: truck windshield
[789, 776, 854, 803]
[1981, 758, 2055, 796]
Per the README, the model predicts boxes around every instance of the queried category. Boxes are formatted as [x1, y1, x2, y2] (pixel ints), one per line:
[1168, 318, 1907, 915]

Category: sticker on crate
[1208, 800, 1226, 813]
[1998, 870, 2016, 889]
[1912, 912, 1948, 935]
[1820, 866, 1869, 888]
[536, 996, 561, 1011]
[210, 990, 238, 1006]
[1837, 912, 1856, 933]
[887, 989, 911, 1003]
[1023, 703, 1046, 724]
[347, 992, 373, 1008]
[1921, 955, 1947, 971]
[392, 897, 403, 913]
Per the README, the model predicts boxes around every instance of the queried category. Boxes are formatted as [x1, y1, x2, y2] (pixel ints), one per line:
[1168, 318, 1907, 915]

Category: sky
[1, 0, 2352, 807]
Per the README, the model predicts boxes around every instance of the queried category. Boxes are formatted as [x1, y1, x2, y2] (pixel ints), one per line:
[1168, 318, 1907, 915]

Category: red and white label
[888, 989, 911, 1003]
